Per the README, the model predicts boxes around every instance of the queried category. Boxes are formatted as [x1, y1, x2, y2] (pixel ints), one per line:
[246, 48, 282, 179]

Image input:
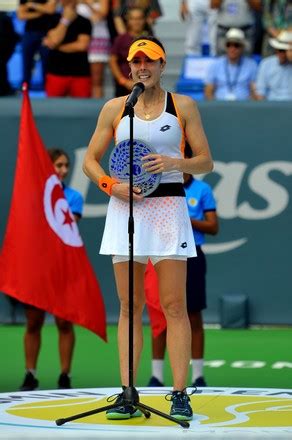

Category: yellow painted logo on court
[3, 388, 292, 429]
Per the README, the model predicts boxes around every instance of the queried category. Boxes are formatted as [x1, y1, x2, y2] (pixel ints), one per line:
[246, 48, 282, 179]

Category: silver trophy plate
[109, 139, 162, 196]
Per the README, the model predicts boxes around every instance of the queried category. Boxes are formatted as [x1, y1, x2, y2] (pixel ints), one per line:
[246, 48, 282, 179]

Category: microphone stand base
[55, 386, 190, 429]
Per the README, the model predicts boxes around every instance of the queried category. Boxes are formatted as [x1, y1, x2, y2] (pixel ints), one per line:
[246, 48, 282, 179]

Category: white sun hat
[225, 28, 246, 45]
[269, 31, 292, 50]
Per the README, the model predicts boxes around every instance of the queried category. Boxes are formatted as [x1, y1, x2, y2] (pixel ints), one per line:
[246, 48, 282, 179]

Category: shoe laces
[165, 387, 197, 404]
[106, 391, 124, 404]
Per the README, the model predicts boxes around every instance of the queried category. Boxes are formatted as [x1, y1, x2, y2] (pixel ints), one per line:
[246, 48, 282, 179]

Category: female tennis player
[83, 35, 213, 421]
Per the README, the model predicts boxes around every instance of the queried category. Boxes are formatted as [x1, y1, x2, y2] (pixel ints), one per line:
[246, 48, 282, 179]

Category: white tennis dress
[100, 92, 197, 258]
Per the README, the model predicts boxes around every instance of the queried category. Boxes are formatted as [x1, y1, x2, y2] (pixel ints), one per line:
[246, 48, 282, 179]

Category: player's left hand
[141, 153, 177, 174]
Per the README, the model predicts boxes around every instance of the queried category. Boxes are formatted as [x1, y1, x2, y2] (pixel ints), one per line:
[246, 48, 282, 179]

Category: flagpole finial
[22, 82, 28, 92]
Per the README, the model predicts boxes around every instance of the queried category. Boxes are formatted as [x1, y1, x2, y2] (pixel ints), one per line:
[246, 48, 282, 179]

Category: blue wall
[0, 98, 291, 325]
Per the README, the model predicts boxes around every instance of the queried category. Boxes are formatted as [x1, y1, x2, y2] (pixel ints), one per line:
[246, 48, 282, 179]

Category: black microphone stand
[55, 102, 190, 429]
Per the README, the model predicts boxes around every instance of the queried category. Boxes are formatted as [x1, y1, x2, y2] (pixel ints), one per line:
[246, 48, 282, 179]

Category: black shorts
[186, 246, 207, 313]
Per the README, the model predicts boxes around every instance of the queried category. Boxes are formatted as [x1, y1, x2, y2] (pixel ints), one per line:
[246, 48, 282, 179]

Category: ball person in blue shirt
[19, 148, 83, 392]
[148, 143, 219, 387]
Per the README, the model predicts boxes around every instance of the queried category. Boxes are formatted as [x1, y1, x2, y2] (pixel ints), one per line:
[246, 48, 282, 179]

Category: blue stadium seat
[176, 55, 215, 101]
[176, 78, 205, 100]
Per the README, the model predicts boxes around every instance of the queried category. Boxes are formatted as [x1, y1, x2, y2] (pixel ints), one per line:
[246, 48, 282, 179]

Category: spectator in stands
[109, 6, 149, 97]
[43, 0, 92, 98]
[17, 0, 58, 88]
[20, 148, 83, 391]
[255, 30, 292, 100]
[205, 27, 258, 100]
[77, 0, 111, 98]
[180, 0, 218, 56]
[146, 143, 219, 388]
[113, 0, 162, 35]
[211, 0, 261, 54]
[0, 11, 20, 96]
[262, 0, 292, 56]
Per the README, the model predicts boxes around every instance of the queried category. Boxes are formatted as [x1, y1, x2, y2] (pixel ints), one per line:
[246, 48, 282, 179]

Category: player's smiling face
[129, 52, 164, 88]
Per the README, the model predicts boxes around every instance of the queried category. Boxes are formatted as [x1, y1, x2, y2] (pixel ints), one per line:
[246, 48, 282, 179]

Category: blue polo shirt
[255, 55, 292, 100]
[63, 184, 83, 218]
[184, 177, 216, 246]
[205, 55, 258, 100]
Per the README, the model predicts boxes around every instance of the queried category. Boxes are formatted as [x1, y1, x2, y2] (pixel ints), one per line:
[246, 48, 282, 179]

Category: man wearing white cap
[205, 28, 258, 100]
[255, 31, 292, 100]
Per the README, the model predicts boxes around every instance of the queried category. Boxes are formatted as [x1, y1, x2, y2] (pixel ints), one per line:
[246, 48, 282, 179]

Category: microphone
[125, 82, 145, 108]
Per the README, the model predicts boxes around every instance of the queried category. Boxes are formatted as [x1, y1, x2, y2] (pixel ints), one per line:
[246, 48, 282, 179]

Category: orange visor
[127, 39, 166, 62]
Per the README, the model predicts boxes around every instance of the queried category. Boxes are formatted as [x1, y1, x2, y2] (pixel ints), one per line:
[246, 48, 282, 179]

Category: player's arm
[83, 99, 118, 181]
[82, 99, 143, 201]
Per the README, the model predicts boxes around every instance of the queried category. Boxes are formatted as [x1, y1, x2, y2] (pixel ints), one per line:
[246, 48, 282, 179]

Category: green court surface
[0, 325, 291, 393]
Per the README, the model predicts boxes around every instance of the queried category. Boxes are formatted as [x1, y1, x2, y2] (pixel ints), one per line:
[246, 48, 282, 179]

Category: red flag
[144, 261, 167, 338]
[0, 86, 107, 340]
